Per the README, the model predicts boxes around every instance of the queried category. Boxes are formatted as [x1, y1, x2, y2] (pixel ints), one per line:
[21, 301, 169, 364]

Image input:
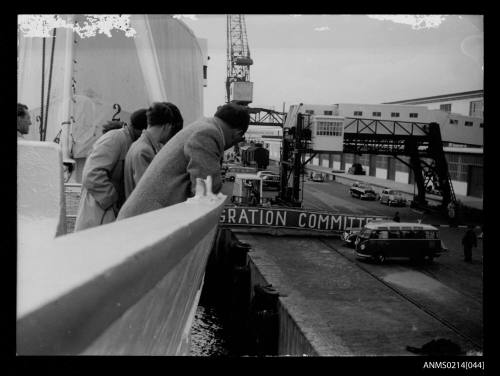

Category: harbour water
[190, 302, 232, 356]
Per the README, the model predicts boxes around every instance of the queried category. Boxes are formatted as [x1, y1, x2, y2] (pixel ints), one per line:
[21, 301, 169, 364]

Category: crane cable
[39, 38, 45, 141]
[43, 28, 57, 142]
[39, 28, 57, 141]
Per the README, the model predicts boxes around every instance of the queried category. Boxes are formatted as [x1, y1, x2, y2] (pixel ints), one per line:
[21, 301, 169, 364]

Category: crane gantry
[226, 14, 254, 104]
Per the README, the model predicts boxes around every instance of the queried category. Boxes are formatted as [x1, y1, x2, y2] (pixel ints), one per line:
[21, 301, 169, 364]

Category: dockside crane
[226, 14, 254, 105]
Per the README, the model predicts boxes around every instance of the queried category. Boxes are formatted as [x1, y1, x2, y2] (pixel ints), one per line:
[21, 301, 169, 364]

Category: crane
[226, 14, 253, 104]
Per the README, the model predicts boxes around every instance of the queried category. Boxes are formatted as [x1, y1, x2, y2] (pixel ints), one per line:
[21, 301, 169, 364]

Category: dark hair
[162, 102, 183, 135]
[102, 120, 125, 133]
[18, 103, 28, 117]
[146, 102, 174, 126]
[214, 103, 250, 131]
[130, 108, 148, 130]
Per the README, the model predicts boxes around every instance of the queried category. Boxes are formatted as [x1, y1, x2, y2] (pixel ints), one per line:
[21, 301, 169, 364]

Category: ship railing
[17, 140, 227, 355]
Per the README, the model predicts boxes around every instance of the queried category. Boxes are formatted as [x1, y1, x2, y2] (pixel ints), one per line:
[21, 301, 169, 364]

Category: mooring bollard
[249, 284, 280, 356]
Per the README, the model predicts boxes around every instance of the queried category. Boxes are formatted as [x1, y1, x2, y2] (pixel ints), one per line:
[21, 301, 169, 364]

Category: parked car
[348, 163, 366, 175]
[350, 182, 377, 200]
[310, 172, 324, 182]
[379, 189, 406, 207]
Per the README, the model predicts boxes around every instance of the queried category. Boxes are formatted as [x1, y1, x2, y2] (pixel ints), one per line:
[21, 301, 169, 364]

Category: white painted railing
[17, 141, 227, 355]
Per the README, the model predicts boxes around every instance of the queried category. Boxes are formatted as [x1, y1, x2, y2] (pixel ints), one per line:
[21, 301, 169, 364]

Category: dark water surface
[189, 302, 231, 356]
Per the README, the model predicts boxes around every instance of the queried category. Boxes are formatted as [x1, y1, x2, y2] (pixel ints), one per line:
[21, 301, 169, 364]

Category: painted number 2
[112, 103, 121, 121]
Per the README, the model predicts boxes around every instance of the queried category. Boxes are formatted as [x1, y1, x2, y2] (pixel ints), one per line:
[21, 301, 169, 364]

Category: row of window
[305, 109, 418, 118]
[305, 110, 333, 116]
[449, 119, 482, 127]
[353, 110, 419, 118]
[316, 121, 343, 136]
[368, 229, 438, 240]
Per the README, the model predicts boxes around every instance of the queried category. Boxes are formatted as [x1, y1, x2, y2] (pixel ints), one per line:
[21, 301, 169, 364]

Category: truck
[231, 173, 264, 206]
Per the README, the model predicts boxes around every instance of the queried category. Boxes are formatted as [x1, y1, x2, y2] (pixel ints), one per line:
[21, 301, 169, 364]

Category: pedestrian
[17, 103, 32, 138]
[117, 103, 249, 220]
[74, 108, 148, 231]
[123, 102, 183, 198]
[462, 226, 477, 262]
[102, 120, 124, 133]
[393, 211, 400, 222]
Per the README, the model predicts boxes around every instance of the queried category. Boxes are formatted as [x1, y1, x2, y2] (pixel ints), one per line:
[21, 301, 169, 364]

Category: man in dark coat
[123, 102, 183, 198]
[117, 103, 249, 220]
[462, 227, 477, 262]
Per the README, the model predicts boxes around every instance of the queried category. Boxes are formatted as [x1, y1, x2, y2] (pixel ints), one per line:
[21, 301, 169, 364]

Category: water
[189, 302, 231, 356]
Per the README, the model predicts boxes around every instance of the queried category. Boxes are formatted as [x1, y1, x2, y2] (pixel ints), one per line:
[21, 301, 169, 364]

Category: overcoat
[123, 130, 162, 199]
[117, 117, 226, 220]
[74, 126, 135, 231]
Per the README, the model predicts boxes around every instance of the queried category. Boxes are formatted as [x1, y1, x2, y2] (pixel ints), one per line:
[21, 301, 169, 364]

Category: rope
[40, 38, 46, 141]
[42, 28, 57, 141]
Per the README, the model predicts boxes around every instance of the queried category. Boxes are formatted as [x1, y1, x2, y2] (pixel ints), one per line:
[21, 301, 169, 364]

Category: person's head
[146, 102, 175, 144]
[162, 102, 183, 136]
[17, 103, 31, 135]
[102, 120, 125, 134]
[214, 103, 250, 150]
[129, 108, 148, 140]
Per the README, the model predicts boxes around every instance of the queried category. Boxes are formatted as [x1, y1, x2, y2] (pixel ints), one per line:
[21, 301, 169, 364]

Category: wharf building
[267, 90, 483, 198]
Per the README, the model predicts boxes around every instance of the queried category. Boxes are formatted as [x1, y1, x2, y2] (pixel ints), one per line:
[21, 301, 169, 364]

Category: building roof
[383, 90, 483, 105]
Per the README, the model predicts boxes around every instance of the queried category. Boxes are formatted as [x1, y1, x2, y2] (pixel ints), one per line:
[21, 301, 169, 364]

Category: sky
[176, 14, 483, 117]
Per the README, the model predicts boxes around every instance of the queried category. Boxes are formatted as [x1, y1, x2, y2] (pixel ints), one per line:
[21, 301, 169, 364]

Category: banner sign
[219, 206, 388, 234]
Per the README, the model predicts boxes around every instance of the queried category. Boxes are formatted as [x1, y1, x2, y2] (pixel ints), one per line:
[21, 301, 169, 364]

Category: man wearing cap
[117, 103, 249, 219]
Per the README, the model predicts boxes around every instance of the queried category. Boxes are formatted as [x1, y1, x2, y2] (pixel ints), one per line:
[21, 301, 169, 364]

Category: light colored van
[355, 221, 447, 263]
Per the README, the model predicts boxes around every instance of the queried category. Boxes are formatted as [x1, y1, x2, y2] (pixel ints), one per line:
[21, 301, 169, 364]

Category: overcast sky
[177, 14, 483, 116]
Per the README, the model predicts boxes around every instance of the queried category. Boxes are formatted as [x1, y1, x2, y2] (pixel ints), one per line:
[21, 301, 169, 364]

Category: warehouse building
[272, 91, 484, 198]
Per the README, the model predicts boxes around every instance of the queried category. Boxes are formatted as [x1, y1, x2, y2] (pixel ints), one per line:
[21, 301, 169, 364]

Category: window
[425, 231, 438, 239]
[469, 100, 483, 117]
[388, 230, 401, 239]
[316, 121, 343, 136]
[440, 104, 452, 113]
[391, 112, 400, 118]
[401, 230, 415, 239]
[378, 230, 388, 239]
[354, 111, 363, 116]
[409, 113, 418, 118]
[414, 230, 426, 239]
[464, 121, 473, 127]
[449, 119, 459, 125]
[324, 110, 333, 115]
[305, 110, 315, 115]
[372, 111, 381, 117]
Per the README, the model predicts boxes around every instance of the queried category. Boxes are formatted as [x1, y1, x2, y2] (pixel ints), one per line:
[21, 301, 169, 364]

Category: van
[354, 221, 447, 263]
[225, 166, 258, 182]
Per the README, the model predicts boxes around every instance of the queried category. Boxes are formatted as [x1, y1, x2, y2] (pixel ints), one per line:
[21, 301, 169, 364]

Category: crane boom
[226, 14, 253, 104]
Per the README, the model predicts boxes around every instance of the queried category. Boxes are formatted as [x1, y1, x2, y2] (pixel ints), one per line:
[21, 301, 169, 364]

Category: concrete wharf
[235, 232, 482, 356]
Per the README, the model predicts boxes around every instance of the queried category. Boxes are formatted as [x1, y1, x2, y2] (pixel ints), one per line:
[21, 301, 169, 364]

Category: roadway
[221, 174, 483, 355]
